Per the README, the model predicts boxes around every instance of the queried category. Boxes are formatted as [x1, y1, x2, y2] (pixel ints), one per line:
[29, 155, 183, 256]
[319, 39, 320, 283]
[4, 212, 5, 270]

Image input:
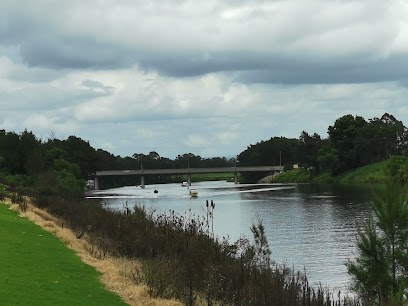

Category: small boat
[189, 189, 198, 197]
[154, 190, 158, 193]
[181, 181, 189, 187]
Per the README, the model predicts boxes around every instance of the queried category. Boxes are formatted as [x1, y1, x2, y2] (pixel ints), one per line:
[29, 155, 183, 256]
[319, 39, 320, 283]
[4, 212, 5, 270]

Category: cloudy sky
[1, 0, 408, 159]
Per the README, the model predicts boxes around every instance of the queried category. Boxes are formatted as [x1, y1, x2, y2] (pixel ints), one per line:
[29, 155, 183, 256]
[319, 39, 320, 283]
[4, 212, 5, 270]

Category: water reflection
[87, 182, 372, 294]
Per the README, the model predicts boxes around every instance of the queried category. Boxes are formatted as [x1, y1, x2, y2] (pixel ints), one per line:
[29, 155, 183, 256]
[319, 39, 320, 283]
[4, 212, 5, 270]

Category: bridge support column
[94, 177, 99, 190]
[187, 174, 191, 186]
[234, 172, 238, 184]
[140, 175, 145, 188]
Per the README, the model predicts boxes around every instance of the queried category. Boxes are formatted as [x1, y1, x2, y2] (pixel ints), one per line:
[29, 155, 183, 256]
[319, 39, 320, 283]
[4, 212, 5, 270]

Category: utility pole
[280, 151, 282, 166]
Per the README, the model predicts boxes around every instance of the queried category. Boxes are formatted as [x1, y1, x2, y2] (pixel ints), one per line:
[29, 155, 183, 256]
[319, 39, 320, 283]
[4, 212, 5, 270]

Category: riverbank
[262, 159, 391, 184]
[0, 197, 181, 306]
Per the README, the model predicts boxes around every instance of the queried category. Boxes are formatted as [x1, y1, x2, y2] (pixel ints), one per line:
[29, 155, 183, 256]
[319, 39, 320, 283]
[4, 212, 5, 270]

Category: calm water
[87, 181, 373, 294]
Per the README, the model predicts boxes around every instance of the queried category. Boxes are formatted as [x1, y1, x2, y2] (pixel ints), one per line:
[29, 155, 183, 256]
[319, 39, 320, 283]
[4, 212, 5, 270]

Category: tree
[347, 177, 408, 305]
[299, 131, 323, 171]
[62, 136, 97, 178]
[328, 114, 367, 173]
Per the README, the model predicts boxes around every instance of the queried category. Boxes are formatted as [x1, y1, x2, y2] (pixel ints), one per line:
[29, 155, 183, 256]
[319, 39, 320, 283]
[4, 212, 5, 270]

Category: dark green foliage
[383, 156, 408, 183]
[241, 113, 408, 182]
[328, 114, 367, 173]
[238, 136, 302, 181]
[273, 168, 311, 183]
[299, 131, 324, 171]
[32, 193, 359, 306]
[347, 179, 408, 305]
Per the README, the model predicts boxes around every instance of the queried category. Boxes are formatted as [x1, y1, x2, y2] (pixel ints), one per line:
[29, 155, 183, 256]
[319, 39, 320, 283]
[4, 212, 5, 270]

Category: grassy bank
[270, 159, 393, 184]
[0, 202, 126, 305]
[179, 172, 242, 182]
[25, 192, 358, 306]
[272, 168, 311, 183]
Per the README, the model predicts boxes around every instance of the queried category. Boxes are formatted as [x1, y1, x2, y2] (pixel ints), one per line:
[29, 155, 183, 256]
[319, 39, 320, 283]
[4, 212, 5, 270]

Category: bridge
[93, 166, 284, 189]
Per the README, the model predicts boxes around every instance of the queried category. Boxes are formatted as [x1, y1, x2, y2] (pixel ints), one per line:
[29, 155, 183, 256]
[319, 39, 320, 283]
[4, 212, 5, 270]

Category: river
[87, 181, 373, 296]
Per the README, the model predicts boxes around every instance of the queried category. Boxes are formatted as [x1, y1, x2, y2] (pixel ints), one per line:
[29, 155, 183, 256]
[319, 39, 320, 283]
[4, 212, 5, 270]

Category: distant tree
[62, 136, 97, 178]
[148, 151, 160, 161]
[299, 131, 323, 171]
[175, 153, 202, 168]
[44, 148, 69, 171]
[237, 137, 301, 181]
[328, 114, 367, 173]
[202, 157, 230, 168]
[19, 129, 43, 176]
[316, 143, 341, 174]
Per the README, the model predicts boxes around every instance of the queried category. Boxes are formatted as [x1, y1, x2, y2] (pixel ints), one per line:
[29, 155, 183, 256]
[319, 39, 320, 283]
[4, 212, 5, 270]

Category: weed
[30, 193, 360, 305]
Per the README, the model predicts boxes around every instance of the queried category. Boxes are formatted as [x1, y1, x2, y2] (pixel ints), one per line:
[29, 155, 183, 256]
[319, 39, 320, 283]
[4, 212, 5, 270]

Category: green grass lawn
[337, 161, 385, 184]
[0, 203, 127, 305]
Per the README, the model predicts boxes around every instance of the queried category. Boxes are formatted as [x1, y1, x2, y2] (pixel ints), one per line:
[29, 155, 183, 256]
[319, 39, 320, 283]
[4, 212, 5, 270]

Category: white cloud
[1, 1, 408, 158]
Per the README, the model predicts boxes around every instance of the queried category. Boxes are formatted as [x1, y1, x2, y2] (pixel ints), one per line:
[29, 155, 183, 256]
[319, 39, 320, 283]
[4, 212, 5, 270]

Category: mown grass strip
[179, 172, 241, 182]
[0, 203, 127, 305]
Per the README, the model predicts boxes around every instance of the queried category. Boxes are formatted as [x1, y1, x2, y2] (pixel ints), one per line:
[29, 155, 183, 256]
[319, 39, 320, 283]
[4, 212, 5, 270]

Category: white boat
[181, 181, 189, 187]
[189, 189, 198, 197]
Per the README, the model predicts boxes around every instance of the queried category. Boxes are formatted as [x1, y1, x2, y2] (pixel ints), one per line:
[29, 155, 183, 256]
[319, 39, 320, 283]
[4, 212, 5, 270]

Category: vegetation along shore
[2, 112, 408, 304]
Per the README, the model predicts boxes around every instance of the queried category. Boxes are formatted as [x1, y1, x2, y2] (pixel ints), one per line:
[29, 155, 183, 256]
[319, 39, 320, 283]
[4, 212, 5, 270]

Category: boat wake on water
[86, 185, 295, 200]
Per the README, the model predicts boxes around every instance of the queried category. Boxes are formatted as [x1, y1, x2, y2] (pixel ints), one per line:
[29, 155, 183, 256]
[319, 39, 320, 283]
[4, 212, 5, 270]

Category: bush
[31, 194, 359, 306]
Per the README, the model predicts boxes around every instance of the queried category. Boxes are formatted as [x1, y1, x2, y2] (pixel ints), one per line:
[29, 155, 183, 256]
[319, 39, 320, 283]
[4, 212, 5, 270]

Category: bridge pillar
[187, 174, 191, 186]
[94, 177, 99, 190]
[140, 175, 145, 188]
[234, 172, 238, 184]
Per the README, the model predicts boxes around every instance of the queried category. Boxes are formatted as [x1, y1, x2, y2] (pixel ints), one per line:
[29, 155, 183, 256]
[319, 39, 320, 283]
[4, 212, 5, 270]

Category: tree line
[0, 112, 406, 191]
[238, 113, 408, 181]
[0, 129, 236, 191]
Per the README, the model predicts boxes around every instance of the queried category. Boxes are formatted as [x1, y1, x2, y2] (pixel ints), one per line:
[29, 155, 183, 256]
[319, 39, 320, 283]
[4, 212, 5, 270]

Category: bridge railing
[95, 166, 284, 176]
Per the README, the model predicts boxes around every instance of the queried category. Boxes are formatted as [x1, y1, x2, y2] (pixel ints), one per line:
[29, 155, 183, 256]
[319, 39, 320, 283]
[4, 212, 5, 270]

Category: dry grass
[4, 196, 183, 306]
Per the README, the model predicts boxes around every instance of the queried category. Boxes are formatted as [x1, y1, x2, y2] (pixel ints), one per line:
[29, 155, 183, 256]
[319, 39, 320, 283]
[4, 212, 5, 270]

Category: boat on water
[181, 181, 189, 187]
[189, 189, 198, 197]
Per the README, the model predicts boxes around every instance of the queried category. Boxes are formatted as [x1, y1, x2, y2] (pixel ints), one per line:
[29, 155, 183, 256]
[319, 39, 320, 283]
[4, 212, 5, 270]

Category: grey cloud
[1, 0, 407, 85]
[81, 79, 115, 94]
[7, 66, 66, 82]
[139, 52, 408, 85]
[237, 55, 408, 84]
[19, 35, 133, 70]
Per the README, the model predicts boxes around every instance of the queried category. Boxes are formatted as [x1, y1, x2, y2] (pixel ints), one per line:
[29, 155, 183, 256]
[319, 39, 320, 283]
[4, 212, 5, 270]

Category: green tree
[328, 114, 367, 173]
[347, 178, 408, 305]
[299, 131, 323, 171]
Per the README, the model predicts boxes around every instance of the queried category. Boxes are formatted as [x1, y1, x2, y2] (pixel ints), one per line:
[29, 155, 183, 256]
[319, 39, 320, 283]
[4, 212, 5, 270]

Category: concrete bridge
[93, 166, 284, 189]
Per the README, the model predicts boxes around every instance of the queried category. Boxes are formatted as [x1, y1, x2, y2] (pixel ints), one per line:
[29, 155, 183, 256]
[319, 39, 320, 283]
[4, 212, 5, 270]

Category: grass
[310, 171, 338, 184]
[272, 161, 389, 184]
[272, 168, 311, 183]
[179, 172, 242, 182]
[337, 161, 386, 184]
[0, 202, 126, 305]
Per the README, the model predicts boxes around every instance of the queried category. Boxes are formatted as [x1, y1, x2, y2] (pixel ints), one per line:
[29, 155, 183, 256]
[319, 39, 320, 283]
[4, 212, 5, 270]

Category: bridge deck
[95, 166, 283, 176]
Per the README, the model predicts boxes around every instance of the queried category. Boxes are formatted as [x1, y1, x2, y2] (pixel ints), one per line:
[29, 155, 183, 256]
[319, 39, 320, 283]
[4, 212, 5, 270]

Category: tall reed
[32, 194, 359, 305]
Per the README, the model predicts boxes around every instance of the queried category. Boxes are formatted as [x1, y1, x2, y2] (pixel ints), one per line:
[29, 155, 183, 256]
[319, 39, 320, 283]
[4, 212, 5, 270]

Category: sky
[1, 0, 408, 159]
